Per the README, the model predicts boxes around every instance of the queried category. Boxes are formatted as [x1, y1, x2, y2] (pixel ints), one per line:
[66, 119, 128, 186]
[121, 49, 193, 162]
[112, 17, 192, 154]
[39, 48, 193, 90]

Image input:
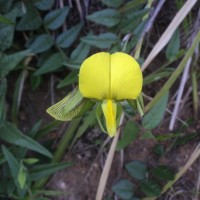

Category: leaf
[16, 3, 42, 30]
[153, 144, 164, 156]
[166, 29, 180, 60]
[101, 0, 123, 8]
[28, 34, 54, 53]
[140, 180, 161, 197]
[18, 164, 27, 189]
[46, 88, 94, 121]
[56, 23, 82, 48]
[70, 42, 91, 61]
[116, 121, 139, 150]
[30, 162, 72, 181]
[140, 131, 155, 140]
[0, 50, 29, 78]
[34, 53, 65, 75]
[87, 9, 120, 27]
[0, 122, 52, 158]
[142, 92, 169, 130]
[125, 160, 147, 180]
[2, 145, 20, 181]
[23, 158, 39, 165]
[112, 179, 134, 199]
[81, 33, 117, 49]
[57, 71, 78, 88]
[0, 0, 13, 13]
[152, 165, 175, 181]
[0, 8, 17, 50]
[34, 0, 54, 11]
[44, 6, 70, 30]
[0, 78, 7, 124]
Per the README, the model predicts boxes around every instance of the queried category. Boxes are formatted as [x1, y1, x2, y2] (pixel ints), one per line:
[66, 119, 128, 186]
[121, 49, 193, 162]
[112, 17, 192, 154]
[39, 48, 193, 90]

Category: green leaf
[116, 121, 139, 150]
[112, 179, 134, 199]
[70, 42, 91, 61]
[81, 33, 117, 48]
[152, 165, 175, 181]
[0, 78, 7, 124]
[101, 0, 123, 8]
[125, 160, 147, 180]
[44, 6, 70, 30]
[2, 145, 20, 180]
[34, 0, 54, 10]
[142, 92, 169, 130]
[166, 29, 180, 60]
[87, 9, 120, 27]
[57, 71, 78, 88]
[0, 50, 29, 78]
[34, 53, 65, 75]
[0, 8, 17, 50]
[56, 23, 82, 48]
[16, 3, 42, 30]
[140, 180, 161, 197]
[23, 158, 39, 165]
[0, 0, 13, 13]
[153, 144, 164, 156]
[0, 122, 52, 158]
[30, 162, 72, 181]
[140, 131, 155, 140]
[28, 34, 53, 53]
[46, 88, 94, 121]
[18, 163, 27, 189]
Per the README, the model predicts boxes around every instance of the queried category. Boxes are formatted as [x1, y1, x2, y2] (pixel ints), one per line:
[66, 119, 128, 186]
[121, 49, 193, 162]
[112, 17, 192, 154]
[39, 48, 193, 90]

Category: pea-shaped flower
[79, 52, 142, 136]
[47, 52, 143, 137]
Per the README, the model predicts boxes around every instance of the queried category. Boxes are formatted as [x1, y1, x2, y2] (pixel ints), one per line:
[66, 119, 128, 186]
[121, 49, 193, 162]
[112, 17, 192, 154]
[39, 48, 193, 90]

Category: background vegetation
[0, 0, 199, 199]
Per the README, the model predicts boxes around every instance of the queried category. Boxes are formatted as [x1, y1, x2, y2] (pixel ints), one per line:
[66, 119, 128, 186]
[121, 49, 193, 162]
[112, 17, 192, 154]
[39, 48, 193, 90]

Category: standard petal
[79, 52, 110, 100]
[101, 99, 117, 137]
[110, 52, 143, 100]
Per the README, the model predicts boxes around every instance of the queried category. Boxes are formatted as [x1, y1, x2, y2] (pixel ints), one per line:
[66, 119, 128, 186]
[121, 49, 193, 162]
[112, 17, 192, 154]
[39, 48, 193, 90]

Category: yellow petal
[110, 52, 143, 100]
[101, 99, 117, 137]
[79, 52, 110, 100]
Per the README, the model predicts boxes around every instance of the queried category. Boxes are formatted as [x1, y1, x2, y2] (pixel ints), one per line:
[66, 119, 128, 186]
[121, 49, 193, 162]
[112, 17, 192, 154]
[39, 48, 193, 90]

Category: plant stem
[96, 113, 125, 200]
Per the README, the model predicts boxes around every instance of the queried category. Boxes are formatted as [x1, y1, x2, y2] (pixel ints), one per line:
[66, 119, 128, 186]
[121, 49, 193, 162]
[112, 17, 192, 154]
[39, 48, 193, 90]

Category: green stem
[33, 118, 81, 190]
[144, 30, 200, 114]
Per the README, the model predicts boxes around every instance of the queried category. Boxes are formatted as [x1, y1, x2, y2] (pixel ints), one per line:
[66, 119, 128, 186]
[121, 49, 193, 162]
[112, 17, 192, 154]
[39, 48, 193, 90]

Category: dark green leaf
[0, 122, 52, 158]
[44, 7, 70, 30]
[125, 160, 147, 180]
[142, 92, 169, 130]
[152, 165, 175, 181]
[101, 0, 123, 8]
[17, 4, 42, 30]
[2, 145, 20, 180]
[0, 78, 7, 124]
[87, 9, 120, 27]
[30, 162, 72, 181]
[0, 8, 17, 50]
[70, 42, 91, 61]
[140, 180, 161, 197]
[34, 53, 65, 75]
[56, 23, 82, 48]
[28, 34, 53, 53]
[81, 33, 117, 48]
[116, 121, 139, 150]
[112, 179, 134, 199]
[34, 0, 54, 11]
[140, 131, 155, 140]
[57, 71, 78, 88]
[0, 50, 29, 78]
[166, 29, 180, 60]
[153, 144, 164, 156]
[0, 0, 13, 12]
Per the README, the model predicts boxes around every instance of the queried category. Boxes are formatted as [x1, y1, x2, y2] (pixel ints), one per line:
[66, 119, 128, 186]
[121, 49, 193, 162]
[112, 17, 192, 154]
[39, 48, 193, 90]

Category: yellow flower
[79, 52, 143, 137]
